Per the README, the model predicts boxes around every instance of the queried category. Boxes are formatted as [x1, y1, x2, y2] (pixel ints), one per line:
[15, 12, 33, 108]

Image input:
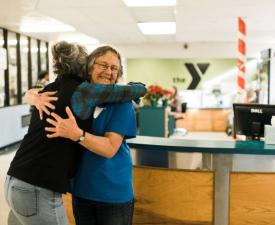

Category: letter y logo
[184, 63, 210, 89]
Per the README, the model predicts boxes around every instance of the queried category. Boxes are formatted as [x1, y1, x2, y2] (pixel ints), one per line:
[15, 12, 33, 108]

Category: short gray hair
[52, 41, 88, 79]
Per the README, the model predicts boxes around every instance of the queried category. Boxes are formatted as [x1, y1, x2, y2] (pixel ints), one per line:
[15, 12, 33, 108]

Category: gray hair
[52, 41, 88, 79]
[85, 45, 123, 81]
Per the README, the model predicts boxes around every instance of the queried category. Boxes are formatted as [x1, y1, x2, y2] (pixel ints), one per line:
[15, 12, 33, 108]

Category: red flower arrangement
[143, 85, 173, 106]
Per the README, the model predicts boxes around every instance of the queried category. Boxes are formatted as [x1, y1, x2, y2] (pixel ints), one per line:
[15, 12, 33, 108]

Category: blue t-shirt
[71, 101, 136, 203]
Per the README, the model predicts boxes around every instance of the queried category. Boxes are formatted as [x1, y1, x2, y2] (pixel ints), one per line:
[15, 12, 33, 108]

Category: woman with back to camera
[44, 46, 138, 225]
[4, 41, 146, 225]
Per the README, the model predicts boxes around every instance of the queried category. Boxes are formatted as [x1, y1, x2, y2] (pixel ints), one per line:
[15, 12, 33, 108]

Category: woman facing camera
[45, 46, 139, 225]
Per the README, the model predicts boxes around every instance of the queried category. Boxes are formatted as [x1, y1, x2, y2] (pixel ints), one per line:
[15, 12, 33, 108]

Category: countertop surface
[127, 135, 275, 155]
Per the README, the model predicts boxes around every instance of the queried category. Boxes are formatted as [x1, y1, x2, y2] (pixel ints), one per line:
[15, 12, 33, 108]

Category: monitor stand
[251, 121, 261, 140]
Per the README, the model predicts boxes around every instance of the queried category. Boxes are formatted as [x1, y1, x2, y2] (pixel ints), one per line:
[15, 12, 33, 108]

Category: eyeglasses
[94, 62, 119, 74]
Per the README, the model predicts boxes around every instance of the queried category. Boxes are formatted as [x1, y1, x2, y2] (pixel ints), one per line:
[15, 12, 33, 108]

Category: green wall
[126, 58, 237, 90]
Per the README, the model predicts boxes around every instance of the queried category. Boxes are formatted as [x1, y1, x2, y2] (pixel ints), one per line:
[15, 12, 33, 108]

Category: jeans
[72, 196, 134, 225]
[4, 175, 69, 225]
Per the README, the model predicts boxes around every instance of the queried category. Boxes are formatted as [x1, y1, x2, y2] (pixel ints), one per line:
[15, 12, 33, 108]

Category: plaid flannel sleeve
[71, 81, 147, 119]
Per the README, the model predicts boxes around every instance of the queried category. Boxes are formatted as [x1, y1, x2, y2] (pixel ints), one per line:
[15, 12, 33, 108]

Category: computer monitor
[233, 103, 275, 140]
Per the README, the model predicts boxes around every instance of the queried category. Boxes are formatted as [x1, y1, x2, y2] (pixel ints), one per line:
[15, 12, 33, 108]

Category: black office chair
[181, 102, 187, 113]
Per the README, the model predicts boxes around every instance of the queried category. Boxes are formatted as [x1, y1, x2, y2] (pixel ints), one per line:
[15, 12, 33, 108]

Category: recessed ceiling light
[58, 33, 99, 45]
[138, 22, 176, 35]
[20, 17, 75, 33]
[123, 0, 176, 7]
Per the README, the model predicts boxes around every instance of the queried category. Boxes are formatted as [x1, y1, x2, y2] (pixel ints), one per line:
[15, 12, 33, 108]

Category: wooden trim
[133, 166, 214, 225]
[63, 194, 75, 225]
[229, 172, 275, 225]
[63, 167, 214, 225]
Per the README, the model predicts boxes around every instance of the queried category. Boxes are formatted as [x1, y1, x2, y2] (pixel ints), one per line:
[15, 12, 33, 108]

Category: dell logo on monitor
[251, 108, 263, 114]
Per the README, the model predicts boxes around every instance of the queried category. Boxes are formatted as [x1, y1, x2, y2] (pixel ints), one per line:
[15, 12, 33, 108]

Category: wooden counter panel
[176, 119, 193, 131]
[194, 120, 212, 131]
[212, 109, 230, 120]
[213, 120, 227, 131]
[194, 110, 212, 119]
[63, 167, 214, 225]
[133, 166, 214, 225]
[229, 173, 275, 225]
[176, 109, 230, 132]
[63, 194, 75, 225]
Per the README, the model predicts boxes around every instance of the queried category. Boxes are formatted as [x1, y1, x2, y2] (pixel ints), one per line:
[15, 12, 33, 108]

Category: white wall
[115, 42, 273, 59]
[0, 105, 30, 148]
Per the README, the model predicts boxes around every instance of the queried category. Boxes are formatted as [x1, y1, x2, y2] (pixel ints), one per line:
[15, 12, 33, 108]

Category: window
[0, 28, 48, 107]
[7, 31, 18, 105]
[20, 35, 29, 99]
[40, 41, 47, 71]
[31, 38, 38, 86]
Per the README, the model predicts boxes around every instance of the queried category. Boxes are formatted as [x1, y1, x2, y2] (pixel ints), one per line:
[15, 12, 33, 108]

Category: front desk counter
[127, 136, 275, 225]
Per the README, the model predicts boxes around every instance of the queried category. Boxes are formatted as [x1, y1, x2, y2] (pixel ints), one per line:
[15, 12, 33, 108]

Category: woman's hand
[24, 89, 58, 120]
[45, 106, 82, 141]
[34, 92, 58, 120]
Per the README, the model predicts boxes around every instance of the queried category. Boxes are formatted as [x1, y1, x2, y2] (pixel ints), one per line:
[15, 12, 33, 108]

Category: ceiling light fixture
[20, 18, 75, 33]
[123, 0, 176, 7]
[138, 22, 176, 35]
[59, 34, 99, 45]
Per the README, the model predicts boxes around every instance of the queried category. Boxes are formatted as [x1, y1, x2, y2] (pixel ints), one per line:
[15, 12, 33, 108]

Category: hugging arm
[71, 81, 147, 119]
[27, 81, 147, 120]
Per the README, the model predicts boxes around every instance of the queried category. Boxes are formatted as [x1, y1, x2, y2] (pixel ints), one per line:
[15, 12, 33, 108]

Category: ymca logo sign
[185, 63, 210, 89]
[173, 63, 210, 89]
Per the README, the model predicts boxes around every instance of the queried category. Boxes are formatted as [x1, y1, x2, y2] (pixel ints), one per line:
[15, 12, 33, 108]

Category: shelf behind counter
[175, 107, 231, 132]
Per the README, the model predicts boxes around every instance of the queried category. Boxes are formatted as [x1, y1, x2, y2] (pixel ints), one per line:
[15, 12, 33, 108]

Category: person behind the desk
[169, 85, 181, 112]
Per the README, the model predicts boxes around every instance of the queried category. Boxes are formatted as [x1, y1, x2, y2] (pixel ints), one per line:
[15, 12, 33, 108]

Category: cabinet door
[139, 106, 166, 137]
[138, 106, 168, 167]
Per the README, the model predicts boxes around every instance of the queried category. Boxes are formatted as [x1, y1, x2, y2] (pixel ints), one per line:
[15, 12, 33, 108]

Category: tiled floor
[0, 144, 18, 225]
